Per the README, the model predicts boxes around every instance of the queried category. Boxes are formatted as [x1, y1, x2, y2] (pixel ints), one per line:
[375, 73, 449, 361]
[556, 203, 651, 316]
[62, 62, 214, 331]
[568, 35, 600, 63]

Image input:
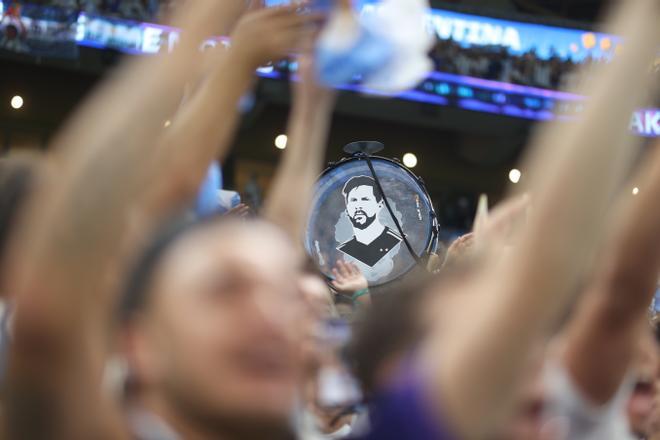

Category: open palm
[331, 260, 368, 293]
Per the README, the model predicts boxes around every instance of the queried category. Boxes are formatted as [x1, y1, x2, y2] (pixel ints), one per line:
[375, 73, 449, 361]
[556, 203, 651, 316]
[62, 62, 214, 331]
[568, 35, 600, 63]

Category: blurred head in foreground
[346, 260, 476, 398]
[298, 261, 337, 374]
[0, 154, 39, 291]
[120, 217, 305, 438]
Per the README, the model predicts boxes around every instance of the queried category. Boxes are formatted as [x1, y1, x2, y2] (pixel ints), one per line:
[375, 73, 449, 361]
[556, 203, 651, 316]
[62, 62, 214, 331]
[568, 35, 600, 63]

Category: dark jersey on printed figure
[338, 227, 402, 267]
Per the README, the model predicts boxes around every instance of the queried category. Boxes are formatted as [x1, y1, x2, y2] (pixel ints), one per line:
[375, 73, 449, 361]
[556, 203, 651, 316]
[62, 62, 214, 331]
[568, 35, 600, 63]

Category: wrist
[226, 45, 261, 76]
[293, 88, 336, 109]
[351, 288, 369, 301]
[291, 95, 334, 124]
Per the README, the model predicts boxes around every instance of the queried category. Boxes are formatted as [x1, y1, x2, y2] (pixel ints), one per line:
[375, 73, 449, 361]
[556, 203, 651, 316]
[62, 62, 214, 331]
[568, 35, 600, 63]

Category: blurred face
[493, 348, 553, 440]
[497, 378, 547, 440]
[627, 329, 659, 437]
[300, 275, 334, 322]
[345, 185, 382, 230]
[299, 274, 334, 371]
[130, 220, 304, 431]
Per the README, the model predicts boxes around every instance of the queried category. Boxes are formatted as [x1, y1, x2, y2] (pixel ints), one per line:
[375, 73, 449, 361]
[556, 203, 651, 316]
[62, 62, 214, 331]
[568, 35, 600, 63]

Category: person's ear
[122, 317, 161, 388]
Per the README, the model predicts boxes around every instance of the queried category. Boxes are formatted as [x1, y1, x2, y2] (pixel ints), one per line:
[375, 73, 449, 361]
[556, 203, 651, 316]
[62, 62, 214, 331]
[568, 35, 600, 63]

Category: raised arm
[9, 2, 315, 353]
[429, 0, 660, 437]
[4, 1, 226, 436]
[263, 57, 335, 246]
[561, 138, 660, 404]
[7, 0, 223, 358]
[151, 5, 320, 214]
[5, 3, 313, 438]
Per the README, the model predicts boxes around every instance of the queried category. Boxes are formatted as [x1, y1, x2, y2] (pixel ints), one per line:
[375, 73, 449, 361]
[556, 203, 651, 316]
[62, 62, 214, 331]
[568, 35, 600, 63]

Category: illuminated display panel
[1, 1, 619, 59]
[0, 1, 657, 136]
[422, 7, 618, 60]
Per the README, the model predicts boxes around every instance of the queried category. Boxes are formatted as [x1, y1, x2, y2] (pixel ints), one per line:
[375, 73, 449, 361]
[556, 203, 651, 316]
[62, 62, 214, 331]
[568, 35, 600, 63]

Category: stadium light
[509, 168, 522, 184]
[275, 134, 287, 150]
[403, 153, 418, 168]
[10, 95, 23, 110]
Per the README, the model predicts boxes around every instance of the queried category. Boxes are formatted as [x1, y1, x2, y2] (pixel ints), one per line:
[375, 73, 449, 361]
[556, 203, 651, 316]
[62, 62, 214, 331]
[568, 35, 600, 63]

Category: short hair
[341, 176, 383, 203]
[344, 275, 435, 396]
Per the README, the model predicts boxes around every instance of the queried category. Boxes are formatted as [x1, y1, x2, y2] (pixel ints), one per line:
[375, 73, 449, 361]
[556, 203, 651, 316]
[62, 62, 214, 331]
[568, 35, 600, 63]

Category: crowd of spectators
[429, 37, 606, 91]
[0, 1, 658, 440]
[33, 0, 168, 21]
[7, 1, 614, 92]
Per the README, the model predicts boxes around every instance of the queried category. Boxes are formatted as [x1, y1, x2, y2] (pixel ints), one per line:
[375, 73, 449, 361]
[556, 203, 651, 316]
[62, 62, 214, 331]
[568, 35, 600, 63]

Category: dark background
[0, 0, 613, 231]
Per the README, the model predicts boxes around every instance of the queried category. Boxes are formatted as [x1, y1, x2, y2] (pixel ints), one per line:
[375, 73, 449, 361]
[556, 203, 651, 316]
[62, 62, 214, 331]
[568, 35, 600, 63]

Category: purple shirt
[352, 367, 456, 440]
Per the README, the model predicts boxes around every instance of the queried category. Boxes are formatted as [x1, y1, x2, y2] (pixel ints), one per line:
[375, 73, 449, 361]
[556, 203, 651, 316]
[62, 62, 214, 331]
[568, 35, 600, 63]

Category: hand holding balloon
[331, 261, 368, 293]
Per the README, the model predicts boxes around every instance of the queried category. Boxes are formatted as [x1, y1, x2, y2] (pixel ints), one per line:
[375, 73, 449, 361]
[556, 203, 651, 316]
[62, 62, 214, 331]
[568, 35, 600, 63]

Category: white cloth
[315, 0, 432, 93]
[361, 0, 434, 92]
[542, 360, 636, 440]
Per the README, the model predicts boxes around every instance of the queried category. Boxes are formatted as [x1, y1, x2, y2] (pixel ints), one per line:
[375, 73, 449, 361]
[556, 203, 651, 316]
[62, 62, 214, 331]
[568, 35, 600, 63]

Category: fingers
[472, 193, 489, 237]
[336, 260, 345, 278]
[262, 5, 326, 30]
[484, 193, 530, 242]
[246, 6, 323, 60]
[261, 3, 306, 18]
[292, 27, 321, 54]
[247, 0, 264, 12]
[347, 261, 358, 278]
[333, 260, 352, 280]
[338, 0, 352, 11]
[338, 260, 351, 279]
[272, 10, 325, 36]
[333, 261, 363, 279]
[489, 193, 529, 225]
[239, 205, 250, 217]
[225, 203, 250, 217]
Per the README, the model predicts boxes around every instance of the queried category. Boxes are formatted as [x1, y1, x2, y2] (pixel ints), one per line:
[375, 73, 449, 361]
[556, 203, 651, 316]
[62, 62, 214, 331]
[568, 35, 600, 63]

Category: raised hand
[331, 260, 368, 293]
[263, 54, 335, 247]
[431, 0, 660, 437]
[230, 3, 324, 70]
[225, 203, 250, 217]
[444, 233, 476, 267]
[294, 53, 336, 107]
[474, 193, 530, 252]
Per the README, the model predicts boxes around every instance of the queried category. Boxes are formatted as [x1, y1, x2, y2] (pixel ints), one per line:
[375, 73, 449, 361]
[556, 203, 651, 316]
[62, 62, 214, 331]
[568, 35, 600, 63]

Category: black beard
[349, 212, 377, 230]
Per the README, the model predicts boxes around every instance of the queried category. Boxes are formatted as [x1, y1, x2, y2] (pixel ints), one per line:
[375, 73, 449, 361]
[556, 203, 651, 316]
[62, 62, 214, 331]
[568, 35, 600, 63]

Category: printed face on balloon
[345, 185, 382, 229]
[305, 157, 437, 287]
[337, 176, 402, 268]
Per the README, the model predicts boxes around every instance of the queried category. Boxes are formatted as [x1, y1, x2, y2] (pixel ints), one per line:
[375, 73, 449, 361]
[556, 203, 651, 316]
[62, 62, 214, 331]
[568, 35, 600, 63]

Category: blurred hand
[647, 380, 660, 440]
[331, 260, 368, 293]
[445, 233, 476, 267]
[224, 203, 249, 217]
[473, 193, 529, 252]
[338, 0, 353, 10]
[293, 54, 335, 108]
[230, 2, 323, 69]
